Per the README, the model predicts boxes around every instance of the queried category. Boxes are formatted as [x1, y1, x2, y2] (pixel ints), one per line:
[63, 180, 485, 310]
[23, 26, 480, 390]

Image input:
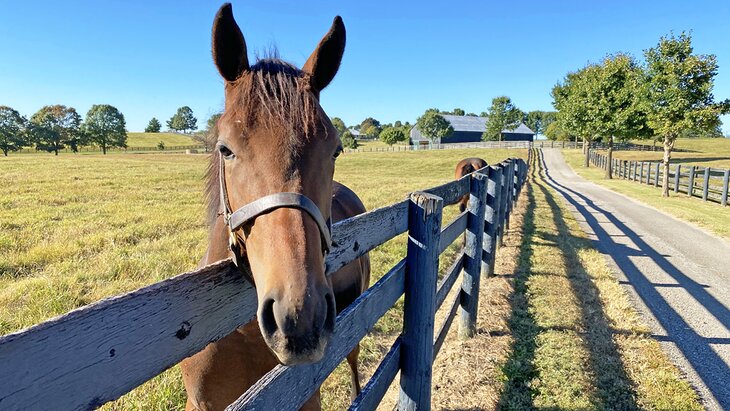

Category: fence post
[459, 173, 488, 339]
[483, 166, 503, 278]
[505, 161, 515, 231]
[722, 169, 729, 206]
[633, 161, 638, 181]
[702, 167, 711, 201]
[654, 163, 660, 187]
[497, 161, 511, 247]
[646, 162, 652, 185]
[688, 166, 696, 197]
[399, 192, 443, 411]
[674, 164, 681, 193]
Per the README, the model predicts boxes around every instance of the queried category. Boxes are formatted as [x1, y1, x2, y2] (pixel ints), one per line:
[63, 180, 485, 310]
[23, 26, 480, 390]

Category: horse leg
[346, 344, 362, 401]
[300, 388, 322, 411]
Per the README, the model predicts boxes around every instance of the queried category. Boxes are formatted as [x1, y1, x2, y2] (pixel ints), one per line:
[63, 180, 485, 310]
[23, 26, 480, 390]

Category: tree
[451, 108, 465, 116]
[359, 117, 381, 138]
[644, 32, 727, 196]
[30, 105, 82, 155]
[83, 105, 127, 154]
[167, 106, 198, 133]
[483, 96, 523, 141]
[340, 130, 358, 149]
[145, 118, 162, 133]
[588, 53, 651, 178]
[0, 106, 28, 156]
[416, 109, 453, 143]
[379, 126, 407, 146]
[552, 65, 602, 165]
[330, 117, 347, 136]
[544, 121, 571, 141]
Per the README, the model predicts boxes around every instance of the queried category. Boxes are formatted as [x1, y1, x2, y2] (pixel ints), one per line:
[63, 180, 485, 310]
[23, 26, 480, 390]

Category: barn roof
[502, 122, 534, 135]
[442, 115, 488, 132]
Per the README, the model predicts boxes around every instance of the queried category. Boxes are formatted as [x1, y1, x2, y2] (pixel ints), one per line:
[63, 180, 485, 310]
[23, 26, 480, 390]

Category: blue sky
[1, 1, 729, 133]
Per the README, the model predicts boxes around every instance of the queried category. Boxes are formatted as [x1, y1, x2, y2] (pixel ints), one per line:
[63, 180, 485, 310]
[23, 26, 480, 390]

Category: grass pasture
[608, 138, 730, 168]
[125, 132, 199, 148]
[0, 148, 523, 409]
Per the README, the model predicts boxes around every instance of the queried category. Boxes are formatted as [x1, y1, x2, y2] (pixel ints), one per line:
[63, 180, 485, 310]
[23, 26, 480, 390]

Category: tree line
[333, 102, 556, 148]
[0, 105, 199, 155]
[550, 31, 728, 196]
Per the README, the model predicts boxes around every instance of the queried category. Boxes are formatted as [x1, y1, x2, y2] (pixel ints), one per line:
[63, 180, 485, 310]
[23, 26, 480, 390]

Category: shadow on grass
[533, 153, 639, 409]
[497, 156, 539, 410]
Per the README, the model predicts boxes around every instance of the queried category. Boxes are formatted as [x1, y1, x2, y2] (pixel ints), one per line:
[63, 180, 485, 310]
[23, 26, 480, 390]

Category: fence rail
[588, 150, 729, 207]
[343, 140, 686, 153]
[15, 144, 205, 154]
[0, 155, 530, 410]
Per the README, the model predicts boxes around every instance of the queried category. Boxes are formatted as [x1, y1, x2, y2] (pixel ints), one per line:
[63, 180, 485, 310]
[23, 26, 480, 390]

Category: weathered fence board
[483, 166, 503, 278]
[438, 211, 468, 253]
[0, 259, 254, 410]
[434, 293, 460, 359]
[326, 200, 408, 275]
[436, 253, 465, 310]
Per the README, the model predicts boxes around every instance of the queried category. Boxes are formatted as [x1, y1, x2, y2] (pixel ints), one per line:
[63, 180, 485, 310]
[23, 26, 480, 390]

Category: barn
[501, 123, 535, 141]
[409, 115, 487, 145]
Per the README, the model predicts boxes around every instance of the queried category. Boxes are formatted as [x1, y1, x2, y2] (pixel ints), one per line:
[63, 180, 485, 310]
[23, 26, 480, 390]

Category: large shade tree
[416, 109, 453, 143]
[30, 105, 82, 155]
[379, 126, 407, 146]
[552, 65, 602, 165]
[359, 117, 381, 138]
[483, 96, 523, 141]
[588, 53, 651, 179]
[644, 32, 727, 196]
[83, 104, 127, 154]
[0, 106, 27, 156]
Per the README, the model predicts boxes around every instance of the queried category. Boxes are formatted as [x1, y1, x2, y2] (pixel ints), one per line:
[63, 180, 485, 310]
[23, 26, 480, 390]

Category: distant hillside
[126, 132, 199, 148]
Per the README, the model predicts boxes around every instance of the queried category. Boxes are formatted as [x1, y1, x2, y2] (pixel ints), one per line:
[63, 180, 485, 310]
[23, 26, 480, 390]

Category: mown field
[0, 148, 522, 409]
[606, 138, 730, 168]
[126, 132, 199, 148]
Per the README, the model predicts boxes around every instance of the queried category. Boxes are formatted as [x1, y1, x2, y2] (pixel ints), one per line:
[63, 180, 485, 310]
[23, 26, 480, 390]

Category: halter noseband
[218, 157, 333, 282]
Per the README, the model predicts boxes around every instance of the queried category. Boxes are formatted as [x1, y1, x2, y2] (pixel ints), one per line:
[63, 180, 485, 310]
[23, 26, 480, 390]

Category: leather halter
[218, 156, 333, 282]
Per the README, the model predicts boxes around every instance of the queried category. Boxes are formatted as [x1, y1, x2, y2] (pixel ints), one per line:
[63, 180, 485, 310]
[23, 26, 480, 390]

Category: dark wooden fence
[589, 150, 729, 207]
[0, 156, 529, 410]
[343, 140, 687, 153]
[16, 145, 205, 154]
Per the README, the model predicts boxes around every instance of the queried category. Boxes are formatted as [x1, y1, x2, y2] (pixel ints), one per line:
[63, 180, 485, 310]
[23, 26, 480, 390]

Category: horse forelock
[204, 57, 333, 227]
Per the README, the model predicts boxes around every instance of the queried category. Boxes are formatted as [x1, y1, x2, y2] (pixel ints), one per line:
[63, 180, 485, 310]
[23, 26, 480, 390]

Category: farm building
[501, 122, 535, 141]
[410, 115, 487, 145]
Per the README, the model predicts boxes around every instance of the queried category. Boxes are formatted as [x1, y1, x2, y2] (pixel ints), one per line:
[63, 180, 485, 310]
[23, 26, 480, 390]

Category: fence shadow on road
[539, 149, 730, 408]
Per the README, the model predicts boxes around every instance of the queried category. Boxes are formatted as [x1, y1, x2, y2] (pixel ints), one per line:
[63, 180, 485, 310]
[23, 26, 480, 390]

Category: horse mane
[204, 56, 326, 226]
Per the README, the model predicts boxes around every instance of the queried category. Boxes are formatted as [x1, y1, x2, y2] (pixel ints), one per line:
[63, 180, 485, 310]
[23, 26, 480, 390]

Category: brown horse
[180, 4, 370, 410]
[455, 157, 488, 211]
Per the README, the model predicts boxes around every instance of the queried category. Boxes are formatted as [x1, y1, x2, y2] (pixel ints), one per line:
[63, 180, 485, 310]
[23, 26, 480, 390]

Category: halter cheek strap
[218, 157, 333, 283]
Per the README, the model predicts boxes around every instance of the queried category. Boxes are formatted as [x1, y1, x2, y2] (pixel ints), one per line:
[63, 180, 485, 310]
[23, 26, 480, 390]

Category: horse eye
[218, 144, 234, 159]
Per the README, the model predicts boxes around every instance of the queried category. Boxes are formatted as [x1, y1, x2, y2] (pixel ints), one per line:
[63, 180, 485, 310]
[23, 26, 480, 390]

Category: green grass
[606, 138, 730, 168]
[125, 132, 199, 148]
[498, 152, 701, 410]
[563, 149, 730, 240]
[0, 148, 525, 410]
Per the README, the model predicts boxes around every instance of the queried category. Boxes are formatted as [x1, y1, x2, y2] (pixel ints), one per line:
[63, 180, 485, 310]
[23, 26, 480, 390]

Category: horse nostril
[260, 297, 277, 336]
[324, 292, 336, 330]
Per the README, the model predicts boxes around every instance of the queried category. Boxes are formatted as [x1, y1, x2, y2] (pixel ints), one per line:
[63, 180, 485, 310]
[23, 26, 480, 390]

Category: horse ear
[303, 16, 346, 93]
[212, 3, 249, 82]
